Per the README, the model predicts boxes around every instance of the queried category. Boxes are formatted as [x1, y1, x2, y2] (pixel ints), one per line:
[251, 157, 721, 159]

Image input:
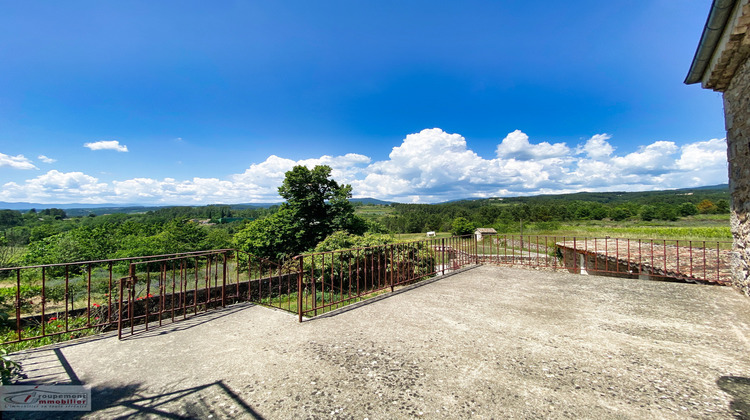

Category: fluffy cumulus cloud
[0, 129, 730, 204]
[38, 155, 56, 164]
[84, 140, 129, 152]
[0, 170, 108, 203]
[496, 130, 570, 160]
[0, 153, 37, 170]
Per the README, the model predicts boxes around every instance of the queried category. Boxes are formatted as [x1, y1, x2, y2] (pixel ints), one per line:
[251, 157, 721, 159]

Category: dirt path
[6, 266, 750, 419]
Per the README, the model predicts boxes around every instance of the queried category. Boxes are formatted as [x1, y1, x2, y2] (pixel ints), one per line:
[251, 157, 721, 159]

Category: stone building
[686, 0, 750, 295]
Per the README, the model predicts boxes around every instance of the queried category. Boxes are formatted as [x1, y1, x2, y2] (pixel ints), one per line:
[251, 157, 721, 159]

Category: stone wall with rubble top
[724, 55, 750, 295]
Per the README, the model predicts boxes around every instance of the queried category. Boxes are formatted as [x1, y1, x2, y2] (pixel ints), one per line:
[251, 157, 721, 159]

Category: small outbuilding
[474, 228, 497, 241]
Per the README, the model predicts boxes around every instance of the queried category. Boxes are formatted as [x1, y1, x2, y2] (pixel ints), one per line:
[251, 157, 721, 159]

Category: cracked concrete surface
[6, 265, 750, 419]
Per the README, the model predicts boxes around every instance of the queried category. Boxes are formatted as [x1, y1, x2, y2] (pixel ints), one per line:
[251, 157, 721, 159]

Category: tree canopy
[234, 165, 366, 259]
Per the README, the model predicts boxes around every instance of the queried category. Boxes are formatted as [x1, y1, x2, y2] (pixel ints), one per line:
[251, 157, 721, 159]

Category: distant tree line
[378, 194, 730, 234]
[0, 183, 731, 268]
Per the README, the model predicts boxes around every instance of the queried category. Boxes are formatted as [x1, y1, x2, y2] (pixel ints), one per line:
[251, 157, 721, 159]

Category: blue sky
[0, 1, 729, 204]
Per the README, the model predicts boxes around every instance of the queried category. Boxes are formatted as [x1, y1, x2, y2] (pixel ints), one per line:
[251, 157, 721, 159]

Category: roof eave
[685, 0, 738, 85]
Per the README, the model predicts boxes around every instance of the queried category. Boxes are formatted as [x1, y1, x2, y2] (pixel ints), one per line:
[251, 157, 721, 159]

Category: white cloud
[0, 170, 108, 203]
[84, 140, 129, 152]
[675, 138, 726, 171]
[0, 153, 37, 170]
[38, 155, 56, 164]
[0, 129, 731, 204]
[496, 130, 570, 160]
[578, 134, 615, 160]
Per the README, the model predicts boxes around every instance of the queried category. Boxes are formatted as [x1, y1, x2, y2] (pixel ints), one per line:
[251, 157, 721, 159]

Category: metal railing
[0, 235, 733, 345]
[117, 249, 298, 338]
[293, 236, 478, 320]
[476, 235, 731, 285]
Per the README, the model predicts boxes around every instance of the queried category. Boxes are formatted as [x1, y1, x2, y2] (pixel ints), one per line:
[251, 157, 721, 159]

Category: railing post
[15, 269, 21, 342]
[297, 256, 304, 322]
[441, 238, 445, 275]
[118, 277, 124, 340]
[391, 245, 401, 293]
[474, 234, 479, 264]
[222, 252, 227, 308]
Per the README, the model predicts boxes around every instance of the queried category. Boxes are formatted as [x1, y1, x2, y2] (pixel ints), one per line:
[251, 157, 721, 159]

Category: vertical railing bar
[41, 266, 46, 337]
[117, 277, 124, 340]
[703, 241, 707, 282]
[107, 262, 113, 325]
[717, 242, 721, 283]
[235, 251, 240, 302]
[145, 265, 151, 331]
[171, 260, 176, 323]
[129, 264, 135, 336]
[87, 263, 92, 327]
[158, 262, 164, 327]
[15, 269, 21, 341]
[65, 266, 69, 332]
[222, 252, 227, 308]
[356, 248, 361, 300]
[194, 257, 199, 315]
[311, 253, 317, 317]
[181, 260, 187, 319]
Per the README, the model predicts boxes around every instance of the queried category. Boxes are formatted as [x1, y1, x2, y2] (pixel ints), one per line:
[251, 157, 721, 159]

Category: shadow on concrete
[306, 264, 480, 321]
[9, 345, 264, 419]
[718, 376, 750, 419]
[118, 302, 259, 341]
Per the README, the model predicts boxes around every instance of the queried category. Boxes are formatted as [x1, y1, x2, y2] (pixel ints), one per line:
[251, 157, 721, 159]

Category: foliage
[697, 199, 718, 214]
[235, 165, 367, 259]
[678, 202, 699, 217]
[313, 231, 393, 253]
[233, 207, 300, 260]
[0, 348, 22, 385]
[278, 165, 367, 251]
[371, 186, 730, 234]
[451, 217, 475, 236]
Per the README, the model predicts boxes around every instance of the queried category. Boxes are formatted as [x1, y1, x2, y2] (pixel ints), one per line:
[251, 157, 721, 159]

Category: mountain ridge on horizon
[0, 184, 729, 213]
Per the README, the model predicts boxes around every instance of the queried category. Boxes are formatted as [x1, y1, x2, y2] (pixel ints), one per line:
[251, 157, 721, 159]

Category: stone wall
[724, 56, 750, 296]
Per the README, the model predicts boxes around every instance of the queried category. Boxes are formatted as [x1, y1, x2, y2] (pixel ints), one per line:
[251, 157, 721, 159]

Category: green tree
[697, 199, 718, 214]
[234, 165, 366, 259]
[233, 207, 300, 260]
[678, 202, 699, 217]
[277, 165, 366, 251]
[716, 199, 730, 213]
[451, 217, 474, 236]
[608, 207, 631, 221]
[640, 205, 657, 222]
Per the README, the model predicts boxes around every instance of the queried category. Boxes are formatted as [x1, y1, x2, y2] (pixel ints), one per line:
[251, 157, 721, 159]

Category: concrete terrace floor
[6, 265, 750, 419]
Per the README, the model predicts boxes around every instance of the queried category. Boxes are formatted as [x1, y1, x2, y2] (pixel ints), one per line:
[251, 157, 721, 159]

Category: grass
[393, 232, 453, 242]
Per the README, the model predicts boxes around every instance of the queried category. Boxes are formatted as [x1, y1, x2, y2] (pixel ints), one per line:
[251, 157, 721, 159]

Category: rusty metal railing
[476, 235, 732, 285]
[117, 249, 299, 339]
[0, 250, 231, 345]
[294, 235, 478, 320]
[0, 235, 733, 344]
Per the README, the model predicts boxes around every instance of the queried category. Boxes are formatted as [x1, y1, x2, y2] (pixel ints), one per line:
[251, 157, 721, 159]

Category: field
[392, 214, 731, 243]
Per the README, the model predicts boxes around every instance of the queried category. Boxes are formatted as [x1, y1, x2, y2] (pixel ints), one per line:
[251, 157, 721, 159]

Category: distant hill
[490, 184, 729, 206]
[351, 198, 392, 205]
[0, 187, 727, 215]
[0, 197, 391, 216]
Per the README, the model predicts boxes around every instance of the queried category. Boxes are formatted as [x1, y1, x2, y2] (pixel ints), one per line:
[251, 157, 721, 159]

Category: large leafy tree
[235, 165, 366, 259]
